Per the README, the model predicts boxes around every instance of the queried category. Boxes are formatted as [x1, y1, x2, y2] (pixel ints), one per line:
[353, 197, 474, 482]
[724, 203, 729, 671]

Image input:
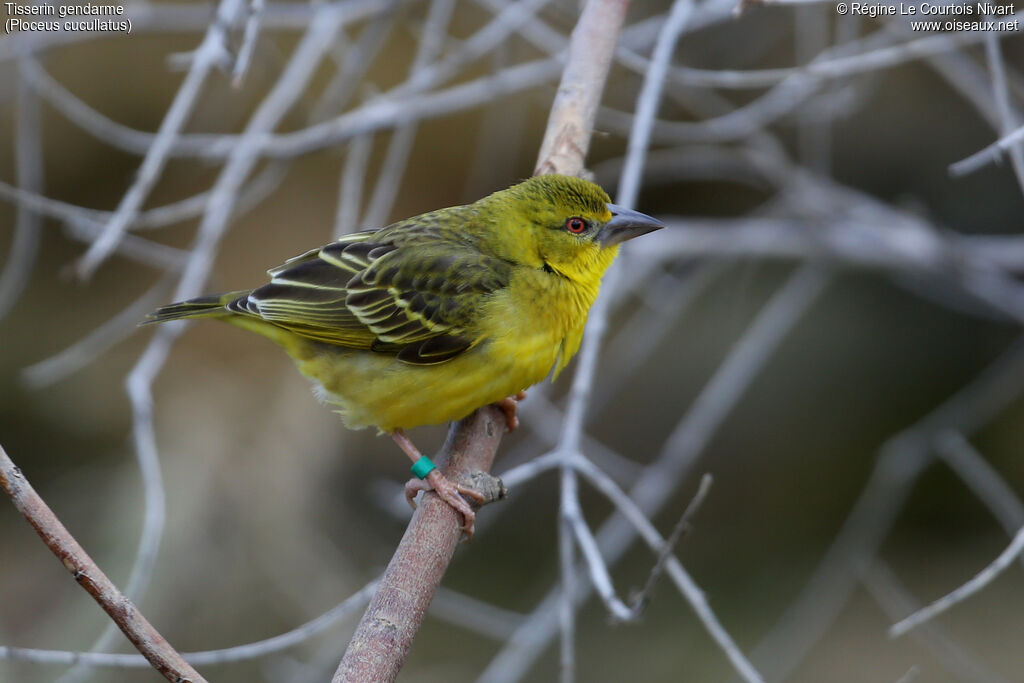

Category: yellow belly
[297, 329, 560, 432]
[255, 267, 599, 433]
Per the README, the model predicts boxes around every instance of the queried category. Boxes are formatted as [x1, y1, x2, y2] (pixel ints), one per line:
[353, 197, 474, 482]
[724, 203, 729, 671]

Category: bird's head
[480, 175, 664, 282]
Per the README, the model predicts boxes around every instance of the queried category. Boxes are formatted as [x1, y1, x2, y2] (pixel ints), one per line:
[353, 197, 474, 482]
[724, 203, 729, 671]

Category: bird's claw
[404, 478, 428, 511]
[496, 390, 527, 433]
[404, 470, 486, 541]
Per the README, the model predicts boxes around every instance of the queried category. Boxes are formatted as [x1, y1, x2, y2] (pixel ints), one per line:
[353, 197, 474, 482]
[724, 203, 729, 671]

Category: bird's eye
[565, 217, 586, 234]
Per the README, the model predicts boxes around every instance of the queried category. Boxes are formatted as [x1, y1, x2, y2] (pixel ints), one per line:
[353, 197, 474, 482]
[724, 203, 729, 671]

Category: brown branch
[629, 473, 713, 615]
[0, 443, 206, 683]
[333, 1, 631, 681]
[534, 0, 630, 177]
[332, 407, 507, 682]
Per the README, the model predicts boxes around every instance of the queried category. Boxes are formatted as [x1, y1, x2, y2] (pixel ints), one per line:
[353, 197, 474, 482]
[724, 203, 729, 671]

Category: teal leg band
[411, 456, 436, 480]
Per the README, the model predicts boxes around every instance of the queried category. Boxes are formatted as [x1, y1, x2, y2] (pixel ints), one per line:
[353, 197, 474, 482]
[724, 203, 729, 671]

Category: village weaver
[145, 174, 664, 538]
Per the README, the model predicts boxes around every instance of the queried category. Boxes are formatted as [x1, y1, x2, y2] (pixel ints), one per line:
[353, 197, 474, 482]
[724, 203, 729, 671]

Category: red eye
[566, 217, 586, 234]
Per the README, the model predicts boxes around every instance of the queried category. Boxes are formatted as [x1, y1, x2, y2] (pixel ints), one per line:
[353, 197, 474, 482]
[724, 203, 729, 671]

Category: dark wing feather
[229, 227, 512, 364]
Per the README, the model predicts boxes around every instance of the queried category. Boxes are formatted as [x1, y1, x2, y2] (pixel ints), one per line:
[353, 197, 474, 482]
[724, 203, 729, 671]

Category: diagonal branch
[332, 408, 507, 682]
[534, 0, 630, 177]
[0, 444, 206, 683]
[332, 2, 630, 681]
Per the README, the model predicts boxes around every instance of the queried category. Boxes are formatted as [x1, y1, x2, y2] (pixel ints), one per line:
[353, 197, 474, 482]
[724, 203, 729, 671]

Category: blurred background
[1, 0, 1023, 681]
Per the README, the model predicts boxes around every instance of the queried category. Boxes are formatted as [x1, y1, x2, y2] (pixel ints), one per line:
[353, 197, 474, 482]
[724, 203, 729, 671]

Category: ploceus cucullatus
[145, 174, 663, 537]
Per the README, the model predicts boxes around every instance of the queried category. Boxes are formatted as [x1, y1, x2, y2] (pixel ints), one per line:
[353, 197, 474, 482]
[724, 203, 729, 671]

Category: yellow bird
[145, 174, 663, 537]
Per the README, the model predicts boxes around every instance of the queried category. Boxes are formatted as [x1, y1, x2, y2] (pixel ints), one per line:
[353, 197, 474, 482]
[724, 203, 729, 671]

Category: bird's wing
[228, 230, 513, 364]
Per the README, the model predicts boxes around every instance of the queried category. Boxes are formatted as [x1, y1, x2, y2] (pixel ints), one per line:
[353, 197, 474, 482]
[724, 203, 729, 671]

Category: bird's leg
[392, 429, 486, 540]
[495, 390, 527, 432]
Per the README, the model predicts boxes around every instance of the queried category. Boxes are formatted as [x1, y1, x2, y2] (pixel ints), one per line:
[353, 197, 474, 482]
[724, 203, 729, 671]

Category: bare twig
[312, 8, 397, 123]
[557, 469, 578, 683]
[430, 587, 525, 641]
[569, 456, 762, 683]
[0, 580, 378, 668]
[890, 524, 1024, 638]
[232, 0, 265, 86]
[0, 163, 287, 233]
[982, 21, 1024, 196]
[951, 123, 1024, 177]
[360, 0, 459, 228]
[863, 562, 1007, 683]
[21, 274, 175, 389]
[74, 0, 244, 279]
[274, 56, 564, 159]
[16, 1, 387, 159]
[63, 219, 190, 270]
[0, 444, 206, 683]
[934, 432, 1024, 544]
[334, 133, 375, 238]
[0, 56, 44, 323]
[630, 473, 713, 614]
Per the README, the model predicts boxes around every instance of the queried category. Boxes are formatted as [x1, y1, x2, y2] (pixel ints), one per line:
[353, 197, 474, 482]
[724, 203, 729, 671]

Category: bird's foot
[404, 470, 487, 541]
[495, 390, 527, 432]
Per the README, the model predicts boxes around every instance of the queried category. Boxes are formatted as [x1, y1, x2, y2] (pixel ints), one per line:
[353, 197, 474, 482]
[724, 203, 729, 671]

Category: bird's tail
[142, 290, 249, 324]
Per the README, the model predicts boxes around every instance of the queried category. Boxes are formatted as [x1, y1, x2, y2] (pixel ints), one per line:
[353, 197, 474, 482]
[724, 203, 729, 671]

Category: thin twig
[430, 587, 525, 641]
[569, 456, 762, 683]
[951, 122, 1024, 177]
[232, 0, 265, 86]
[360, 0, 458, 229]
[21, 274, 176, 389]
[982, 20, 1024, 196]
[334, 133, 374, 238]
[890, 524, 1024, 638]
[273, 56, 563, 160]
[0, 580, 378, 668]
[863, 562, 1007, 683]
[0, 163, 288, 232]
[0, 444, 207, 683]
[74, 0, 243, 278]
[311, 6, 397, 123]
[630, 473, 713, 614]
[751, 334, 1024, 681]
[934, 432, 1024, 547]
[0, 55, 44, 323]
[63, 218, 190, 270]
[557, 468, 578, 683]
[16, 1, 387, 159]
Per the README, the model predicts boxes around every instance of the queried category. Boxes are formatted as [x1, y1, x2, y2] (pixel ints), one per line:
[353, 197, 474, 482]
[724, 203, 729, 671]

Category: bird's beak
[596, 204, 665, 247]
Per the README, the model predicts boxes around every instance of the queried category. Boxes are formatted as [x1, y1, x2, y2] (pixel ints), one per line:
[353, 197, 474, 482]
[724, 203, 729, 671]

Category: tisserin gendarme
[145, 175, 664, 539]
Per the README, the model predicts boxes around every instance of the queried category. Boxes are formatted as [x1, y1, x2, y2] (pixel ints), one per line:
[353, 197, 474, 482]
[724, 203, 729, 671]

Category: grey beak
[596, 204, 665, 246]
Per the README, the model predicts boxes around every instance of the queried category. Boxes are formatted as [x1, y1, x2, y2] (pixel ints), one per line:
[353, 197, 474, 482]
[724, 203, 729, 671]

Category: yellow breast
[295, 267, 598, 432]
